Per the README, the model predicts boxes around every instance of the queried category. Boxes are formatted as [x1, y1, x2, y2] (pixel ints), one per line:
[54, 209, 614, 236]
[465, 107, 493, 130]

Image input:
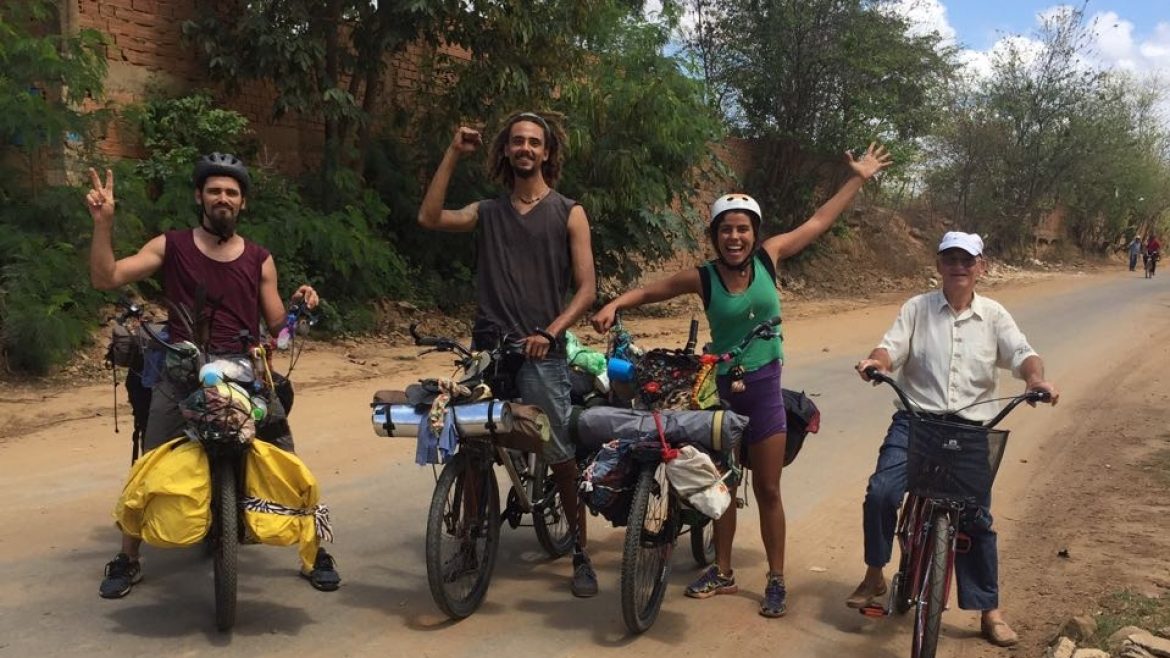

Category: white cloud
[886, 0, 957, 45]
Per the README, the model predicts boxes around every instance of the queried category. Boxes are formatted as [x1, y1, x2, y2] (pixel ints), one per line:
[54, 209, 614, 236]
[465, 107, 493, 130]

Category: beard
[203, 204, 239, 237]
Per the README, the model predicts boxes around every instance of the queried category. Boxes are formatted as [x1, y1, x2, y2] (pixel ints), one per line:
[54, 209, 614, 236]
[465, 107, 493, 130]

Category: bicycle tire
[690, 517, 716, 567]
[531, 455, 573, 558]
[620, 463, 676, 634]
[425, 452, 501, 619]
[213, 459, 239, 632]
[912, 513, 951, 658]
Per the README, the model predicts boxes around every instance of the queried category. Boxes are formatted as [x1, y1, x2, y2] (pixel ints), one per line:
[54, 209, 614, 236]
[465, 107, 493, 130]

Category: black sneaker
[99, 553, 142, 599]
[570, 553, 598, 598]
[300, 548, 341, 592]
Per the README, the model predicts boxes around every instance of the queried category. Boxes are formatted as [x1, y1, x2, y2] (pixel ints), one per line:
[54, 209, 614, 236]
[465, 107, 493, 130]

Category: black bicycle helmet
[193, 152, 251, 196]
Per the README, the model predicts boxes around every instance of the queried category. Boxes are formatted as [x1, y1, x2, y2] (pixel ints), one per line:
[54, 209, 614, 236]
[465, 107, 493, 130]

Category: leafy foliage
[0, 0, 110, 373]
[681, 0, 954, 230]
[926, 5, 1170, 256]
[400, 1, 723, 285]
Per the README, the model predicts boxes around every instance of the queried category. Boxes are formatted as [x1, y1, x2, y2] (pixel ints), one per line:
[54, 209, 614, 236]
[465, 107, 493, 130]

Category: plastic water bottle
[199, 362, 224, 387]
[250, 396, 268, 422]
[218, 359, 250, 382]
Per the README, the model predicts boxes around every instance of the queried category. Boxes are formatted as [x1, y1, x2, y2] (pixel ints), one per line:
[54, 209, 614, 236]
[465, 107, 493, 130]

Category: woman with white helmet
[591, 143, 891, 618]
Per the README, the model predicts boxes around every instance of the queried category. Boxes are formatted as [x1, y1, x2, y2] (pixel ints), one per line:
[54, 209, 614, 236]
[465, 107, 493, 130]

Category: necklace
[513, 188, 550, 205]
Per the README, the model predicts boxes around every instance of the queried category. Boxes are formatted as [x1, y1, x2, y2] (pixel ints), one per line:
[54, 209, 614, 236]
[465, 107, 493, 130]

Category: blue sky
[946, 1, 1167, 50]
[889, 0, 1170, 75]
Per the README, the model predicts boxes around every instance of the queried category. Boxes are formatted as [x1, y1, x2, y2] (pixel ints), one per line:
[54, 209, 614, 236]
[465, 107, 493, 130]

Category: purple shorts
[716, 359, 787, 446]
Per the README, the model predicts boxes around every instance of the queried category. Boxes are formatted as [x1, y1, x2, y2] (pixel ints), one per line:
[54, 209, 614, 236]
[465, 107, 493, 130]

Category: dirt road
[1, 268, 1167, 657]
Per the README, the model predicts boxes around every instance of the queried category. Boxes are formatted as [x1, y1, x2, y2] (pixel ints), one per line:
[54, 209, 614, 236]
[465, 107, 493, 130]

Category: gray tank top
[473, 191, 576, 354]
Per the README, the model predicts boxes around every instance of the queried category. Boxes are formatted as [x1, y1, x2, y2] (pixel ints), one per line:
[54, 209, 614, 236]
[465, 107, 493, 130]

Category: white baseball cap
[937, 231, 984, 256]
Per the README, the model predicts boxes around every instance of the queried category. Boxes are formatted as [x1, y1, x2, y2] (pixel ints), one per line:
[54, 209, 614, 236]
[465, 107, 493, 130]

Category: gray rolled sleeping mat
[570, 407, 749, 456]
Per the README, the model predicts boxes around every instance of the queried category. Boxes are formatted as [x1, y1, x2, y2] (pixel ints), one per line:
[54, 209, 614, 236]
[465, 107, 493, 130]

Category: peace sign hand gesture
[86, 167, 116, 224]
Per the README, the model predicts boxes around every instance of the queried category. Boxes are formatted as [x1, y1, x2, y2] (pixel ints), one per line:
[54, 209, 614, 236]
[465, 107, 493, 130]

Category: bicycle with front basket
[371, 325, 573, 619]
[858, 367, 1050, 658]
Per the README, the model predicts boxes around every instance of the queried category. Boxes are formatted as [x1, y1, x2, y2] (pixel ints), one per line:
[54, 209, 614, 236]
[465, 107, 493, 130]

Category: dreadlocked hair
[487, 110, 568, 188]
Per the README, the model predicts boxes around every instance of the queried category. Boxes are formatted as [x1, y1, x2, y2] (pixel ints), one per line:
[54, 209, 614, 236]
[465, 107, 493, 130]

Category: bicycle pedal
[859, 604, 888, 618]
[955, 532, 972, 554]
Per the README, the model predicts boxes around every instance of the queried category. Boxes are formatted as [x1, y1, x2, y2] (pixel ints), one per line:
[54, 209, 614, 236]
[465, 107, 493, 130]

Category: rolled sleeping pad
[571, 406, 748, 456]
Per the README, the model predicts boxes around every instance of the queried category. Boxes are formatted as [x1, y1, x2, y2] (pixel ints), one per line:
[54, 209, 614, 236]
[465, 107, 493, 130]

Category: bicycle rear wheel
[212, 459, 239, 632]
[425, 452, 501, 619]
[620, 462, 677, 634]
[532, 455, 573, 558]
[912, 513, 951, 658]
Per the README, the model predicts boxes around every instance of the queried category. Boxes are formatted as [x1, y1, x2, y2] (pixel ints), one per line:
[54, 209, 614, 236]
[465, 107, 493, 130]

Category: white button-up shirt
[878, 290, 1038, 422]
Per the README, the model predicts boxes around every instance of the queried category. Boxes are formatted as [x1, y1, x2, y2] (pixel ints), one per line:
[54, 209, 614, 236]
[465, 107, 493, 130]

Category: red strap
[652, 410, 679, 462]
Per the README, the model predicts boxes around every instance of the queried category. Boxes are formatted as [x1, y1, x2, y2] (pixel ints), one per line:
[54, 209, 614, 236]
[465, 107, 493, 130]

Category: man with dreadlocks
[419, 112, 599, 597]
[591, 144, 892, 618]
[87, 154, 341, 598]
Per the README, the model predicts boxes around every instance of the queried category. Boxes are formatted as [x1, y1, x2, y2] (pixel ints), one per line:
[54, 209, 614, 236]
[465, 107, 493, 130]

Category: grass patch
[1090, 590, 1170, 650]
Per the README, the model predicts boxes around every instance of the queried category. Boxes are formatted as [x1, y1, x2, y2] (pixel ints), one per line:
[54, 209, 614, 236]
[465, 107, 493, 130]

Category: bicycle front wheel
[212, 459, 239, 632]
[912, 513, 952, 658]
[620, 462, 677, 634]
[425, 452, 501, 619]
[532, 455, 573, 558]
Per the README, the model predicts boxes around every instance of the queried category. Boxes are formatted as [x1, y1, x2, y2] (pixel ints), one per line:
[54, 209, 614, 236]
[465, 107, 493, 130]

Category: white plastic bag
[665, 445, 731, 519]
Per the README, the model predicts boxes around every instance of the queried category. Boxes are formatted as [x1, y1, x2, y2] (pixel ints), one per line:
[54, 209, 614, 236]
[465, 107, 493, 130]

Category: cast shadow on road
[101, 551, 314, 644]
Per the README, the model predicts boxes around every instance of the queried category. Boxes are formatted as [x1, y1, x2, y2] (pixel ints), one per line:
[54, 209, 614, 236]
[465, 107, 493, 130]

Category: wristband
[534, 328, 557, 345]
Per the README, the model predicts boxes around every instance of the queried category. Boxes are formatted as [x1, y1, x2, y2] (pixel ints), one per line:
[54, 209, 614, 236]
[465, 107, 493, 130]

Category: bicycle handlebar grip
[416, 336, 440, 347]
[766, 316, 781, 327]
[1029, 390, 1052, 403]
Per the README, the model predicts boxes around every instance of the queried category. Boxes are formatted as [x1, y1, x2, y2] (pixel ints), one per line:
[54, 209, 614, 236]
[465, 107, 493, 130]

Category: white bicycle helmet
[710, 193, 762, 225]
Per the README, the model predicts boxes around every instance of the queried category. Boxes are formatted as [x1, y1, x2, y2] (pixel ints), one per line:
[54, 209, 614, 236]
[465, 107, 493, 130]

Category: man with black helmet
[87, 154, 341, 598]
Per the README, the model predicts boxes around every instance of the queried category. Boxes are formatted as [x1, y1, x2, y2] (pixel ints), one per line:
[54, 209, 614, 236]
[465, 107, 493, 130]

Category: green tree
[684, 0, 954, 230]
[0, 0, 109, 373]
[183, 0, 452, 210]
[926, 4, 1170, 256]
[395, 1, 724, 286]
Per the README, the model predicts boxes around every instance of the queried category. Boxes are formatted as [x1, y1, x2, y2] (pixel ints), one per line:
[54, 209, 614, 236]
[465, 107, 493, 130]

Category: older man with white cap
[844, 231, 1059, 647]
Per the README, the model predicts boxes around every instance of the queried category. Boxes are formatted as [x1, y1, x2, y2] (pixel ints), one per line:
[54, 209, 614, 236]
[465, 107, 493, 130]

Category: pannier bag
[781, 388, 821, 466]
[242, 440, 333, 573]
[664, 445, 732, 519]
[114, 437, 211, 548]
[579, 438, 638, 526]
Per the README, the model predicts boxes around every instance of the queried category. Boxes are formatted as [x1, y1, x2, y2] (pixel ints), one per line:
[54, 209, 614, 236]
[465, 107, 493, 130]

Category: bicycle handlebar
[862, 366, 1050, 428]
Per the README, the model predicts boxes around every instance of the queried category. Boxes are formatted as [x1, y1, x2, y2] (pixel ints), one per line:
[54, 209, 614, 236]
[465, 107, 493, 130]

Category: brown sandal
[845, 580, 888, 608]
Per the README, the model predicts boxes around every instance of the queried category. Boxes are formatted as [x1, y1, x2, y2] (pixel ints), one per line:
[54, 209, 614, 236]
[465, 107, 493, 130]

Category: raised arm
[418, 127, 483, 233]
[762, 143, 892, 263]
[87, 167, 165, 290]
[590, 268, 701, 333]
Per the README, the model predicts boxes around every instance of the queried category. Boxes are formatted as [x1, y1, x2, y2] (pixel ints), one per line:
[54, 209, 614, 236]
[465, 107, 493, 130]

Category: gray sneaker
[685, 565, 737, 599]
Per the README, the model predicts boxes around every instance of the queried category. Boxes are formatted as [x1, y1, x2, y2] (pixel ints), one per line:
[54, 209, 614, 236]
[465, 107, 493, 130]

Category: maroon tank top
[161, 229, 270, 353]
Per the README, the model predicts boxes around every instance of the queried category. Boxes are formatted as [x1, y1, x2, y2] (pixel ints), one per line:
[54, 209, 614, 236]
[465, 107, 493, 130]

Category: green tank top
[702, 253, 783, 375]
